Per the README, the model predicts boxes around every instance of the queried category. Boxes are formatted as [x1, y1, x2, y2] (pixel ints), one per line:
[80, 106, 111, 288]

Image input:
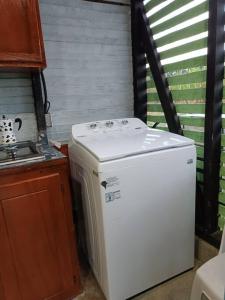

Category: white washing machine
[69, 118, 196, 300]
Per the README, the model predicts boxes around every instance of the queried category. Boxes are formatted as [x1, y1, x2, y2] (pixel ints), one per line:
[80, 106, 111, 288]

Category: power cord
[40, 71, 51, 114]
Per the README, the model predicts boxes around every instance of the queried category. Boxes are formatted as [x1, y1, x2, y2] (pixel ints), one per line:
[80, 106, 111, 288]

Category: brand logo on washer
[187, 159, 193, 164]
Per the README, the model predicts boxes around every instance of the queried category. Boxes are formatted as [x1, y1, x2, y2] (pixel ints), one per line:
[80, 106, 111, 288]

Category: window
[144, 0, 225, 229]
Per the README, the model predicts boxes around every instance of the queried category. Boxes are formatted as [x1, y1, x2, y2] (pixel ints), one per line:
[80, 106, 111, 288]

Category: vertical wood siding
[0, 73, 38, 142]
[0, 0, 133, 142]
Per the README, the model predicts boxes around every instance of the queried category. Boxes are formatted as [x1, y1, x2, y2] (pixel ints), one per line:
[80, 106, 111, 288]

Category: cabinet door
[0, 173, 76, 300]
[0, 0, 46, 69]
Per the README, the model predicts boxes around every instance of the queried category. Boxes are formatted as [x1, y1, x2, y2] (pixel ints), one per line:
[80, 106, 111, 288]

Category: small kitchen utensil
[0, 115, 22, 145]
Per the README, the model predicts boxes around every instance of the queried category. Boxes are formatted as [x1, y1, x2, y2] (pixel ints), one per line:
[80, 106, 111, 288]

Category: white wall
[0, 0, 133, 142]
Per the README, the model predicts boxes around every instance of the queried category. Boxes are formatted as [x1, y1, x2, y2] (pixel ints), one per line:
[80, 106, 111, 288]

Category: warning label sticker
[105, 176, 119, 188]
[105, 190, 121, 203]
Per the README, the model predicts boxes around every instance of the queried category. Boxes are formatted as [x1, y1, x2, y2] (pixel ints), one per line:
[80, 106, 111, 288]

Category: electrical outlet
[45, 113, 52, 127]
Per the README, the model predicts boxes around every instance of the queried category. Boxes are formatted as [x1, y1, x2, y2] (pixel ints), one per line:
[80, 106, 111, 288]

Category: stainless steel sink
[0, 141, 45, 166]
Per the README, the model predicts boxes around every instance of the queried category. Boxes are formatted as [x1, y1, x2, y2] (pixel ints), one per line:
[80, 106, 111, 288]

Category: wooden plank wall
[0, 0, 133, 142]
[0, 73, 38, 142]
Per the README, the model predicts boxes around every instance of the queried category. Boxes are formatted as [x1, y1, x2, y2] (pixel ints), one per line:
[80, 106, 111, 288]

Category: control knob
[90, 123, 97, 129]
[105, 121, 114, 128]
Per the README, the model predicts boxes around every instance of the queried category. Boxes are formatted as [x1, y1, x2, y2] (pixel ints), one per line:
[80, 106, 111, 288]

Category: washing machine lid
[72, 118, 194, 162]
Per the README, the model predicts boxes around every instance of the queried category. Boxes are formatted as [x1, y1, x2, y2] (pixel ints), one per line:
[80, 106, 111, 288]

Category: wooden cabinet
[0, 0, 46, 69]
[0, 159, 81, 300]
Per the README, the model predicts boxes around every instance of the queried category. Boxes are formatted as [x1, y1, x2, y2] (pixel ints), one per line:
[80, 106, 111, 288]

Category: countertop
[0, 143, 66, 171]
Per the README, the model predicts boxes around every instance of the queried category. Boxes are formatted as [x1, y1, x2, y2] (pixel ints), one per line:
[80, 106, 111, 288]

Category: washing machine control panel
[72, 118, 147, 138]
[89, 120, 127, 130]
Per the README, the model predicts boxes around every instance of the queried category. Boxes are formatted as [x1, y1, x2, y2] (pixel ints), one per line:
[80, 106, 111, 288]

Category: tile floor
[74, 260, 202, 300]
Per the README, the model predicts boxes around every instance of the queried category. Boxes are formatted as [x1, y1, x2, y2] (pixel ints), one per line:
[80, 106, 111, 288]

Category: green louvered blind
[144, 0, 209, 210]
